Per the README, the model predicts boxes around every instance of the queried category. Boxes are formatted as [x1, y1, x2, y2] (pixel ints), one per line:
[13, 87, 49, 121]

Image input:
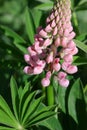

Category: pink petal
[64, 29, 69, 37]
[63, 54, 73, 62]
[53, 58, 61, 72]
[67, 41, 76, 48]
[68, 32, 76, 41]
[55, 10, 58, 16]
[24, 54, 30, 62]
[58, 71, 67, 79]
[46, 52, 53, 63]
[37, 60, 46, 68]
[66, 65, 78, 74]
[46, 71, 51, 79]
[51, 20, 56, 28]
[45, 24, 52, 32]
[33, 66, 43, 74]
[39, 29, 48, 38]
[50, 12, 55, 20]
[28, 47, 37, 56]
[53, 26, 58, 36]
[59, 78, 69, 87]
[23, 66, 33, 74]
[43, 38, 52, 47]
[71, 47, 78, 55]
[54, 37, 60, 47]
[62, 62, 70, 71]
[46, 17, 50, 23]
[34, 41, 42, 54]
[61, 37, 68, 47]
[53, 63, 61, 72]
[41, 78, 50, 87]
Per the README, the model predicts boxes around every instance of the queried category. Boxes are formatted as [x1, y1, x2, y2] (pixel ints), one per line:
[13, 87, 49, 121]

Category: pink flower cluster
[24, 0, 78, 87]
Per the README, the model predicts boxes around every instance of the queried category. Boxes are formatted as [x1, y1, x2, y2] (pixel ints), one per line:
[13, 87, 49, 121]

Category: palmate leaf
[0, 96, 20, 129]
[0, 109, 17, 128]
[20, 91, 36, 121]
[23, 103, 56, 127]
[39, 116, 63, 130]
[10, 76, 19, 121]
[27, 111, 56, 127]
[0, 126, 16, 130]
[0, 77, 56, 129]
[0, 96, 16, 122]
[22, 96, 44, 125]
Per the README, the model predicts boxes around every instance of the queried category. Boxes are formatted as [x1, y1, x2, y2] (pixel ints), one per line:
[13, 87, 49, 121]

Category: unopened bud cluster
[24, 0, 78, 87]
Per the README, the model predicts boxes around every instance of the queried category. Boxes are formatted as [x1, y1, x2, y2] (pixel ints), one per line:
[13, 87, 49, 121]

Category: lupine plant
[0, 0, 87, 130]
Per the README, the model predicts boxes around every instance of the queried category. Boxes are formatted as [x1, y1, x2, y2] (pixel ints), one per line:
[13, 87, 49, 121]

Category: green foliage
[0, 77, 56, 130]
[0, 0, 87, 130]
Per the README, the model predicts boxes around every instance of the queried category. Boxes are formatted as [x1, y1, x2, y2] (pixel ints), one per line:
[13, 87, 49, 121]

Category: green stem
[46, 85, 54, 106]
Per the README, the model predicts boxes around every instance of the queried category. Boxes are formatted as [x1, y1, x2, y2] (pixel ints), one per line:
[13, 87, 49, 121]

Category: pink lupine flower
[59, 78, 69, 88]
[46, 52, 53, 63]
[41, 78, 50, 87]
[53, 58, 61, 72]
[24, 0, 78, 87]
[24, 66, 33, 75]
[66, 65, 78, 74]
[58, 72, 69, 87]
[46, 71, 51, 79]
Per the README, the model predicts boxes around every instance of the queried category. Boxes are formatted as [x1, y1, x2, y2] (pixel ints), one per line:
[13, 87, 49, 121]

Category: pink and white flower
[24, 0, 78, 87]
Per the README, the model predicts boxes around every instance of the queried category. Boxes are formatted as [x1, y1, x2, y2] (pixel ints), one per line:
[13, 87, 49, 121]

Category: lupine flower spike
[24, 0, 78, 87]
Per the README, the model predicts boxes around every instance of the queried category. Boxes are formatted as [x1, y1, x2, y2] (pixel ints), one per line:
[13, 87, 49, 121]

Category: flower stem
[46, 85, 54, 106]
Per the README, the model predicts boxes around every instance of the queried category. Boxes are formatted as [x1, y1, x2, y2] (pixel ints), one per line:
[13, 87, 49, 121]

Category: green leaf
[12, 43, 28, 54]
[74, 39, 87, 53]
[10, 76, 19, 121]
[73, 56, 87, 66]
[0, 96, 17, 123]
[75, 1, 87, 11]
[24, 103, 56, 127]
[0, 109, 18, 128]
[0, 127, 16, 130]
[22, 96, 43, 125]
[34, 3, 53, 11]
[19, 83, 30, 118]
[21, 91, 36, 121]
[28, 111, 56, 126]
[39, 116, 63, 130]
[57, 85, 67, 113]
[28, 104, 56, 121]
[68, 78, 84, 123]
[76, 33, 87, 41]
[0, 25, 27, 54]
[31, 9, 42, 28]
[0, 25, 26, 44]
[36, 0, 53, 3]
[25, 7, 35, 44]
